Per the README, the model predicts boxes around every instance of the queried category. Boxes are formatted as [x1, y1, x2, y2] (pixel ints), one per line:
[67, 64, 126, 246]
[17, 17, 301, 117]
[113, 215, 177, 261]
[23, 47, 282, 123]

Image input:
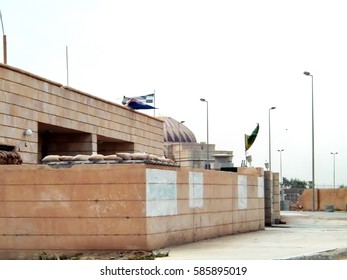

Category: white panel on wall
[189, 172, 204, 208]
[238, 175, 247, 209]
[146, 169, 177, 217]
[258, 176, 264, 198]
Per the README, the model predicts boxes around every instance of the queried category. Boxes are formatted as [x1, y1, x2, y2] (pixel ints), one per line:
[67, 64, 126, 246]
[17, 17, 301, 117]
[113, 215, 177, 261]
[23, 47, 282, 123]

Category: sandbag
[116, 153, 132, 160]
[42, 155, 60, 162]
[88, 154, 105, 161]
[59, 155, 74, 161]
[130, 153, 149, 160]
[73, 154, 90, 161]
[148, 154, 159, 161]
[104, 154, 122, 161]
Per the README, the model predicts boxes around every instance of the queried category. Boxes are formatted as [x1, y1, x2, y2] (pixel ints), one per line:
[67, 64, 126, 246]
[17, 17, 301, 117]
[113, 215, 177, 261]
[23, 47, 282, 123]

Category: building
[0, 63, 280, 259]
[0, 63, 164, 164]
[158, 116, 234, 169]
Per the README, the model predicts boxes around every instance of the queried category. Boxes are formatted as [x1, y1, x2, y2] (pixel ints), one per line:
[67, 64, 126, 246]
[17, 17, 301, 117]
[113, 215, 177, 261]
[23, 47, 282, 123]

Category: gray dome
[157, 117, 197, 143]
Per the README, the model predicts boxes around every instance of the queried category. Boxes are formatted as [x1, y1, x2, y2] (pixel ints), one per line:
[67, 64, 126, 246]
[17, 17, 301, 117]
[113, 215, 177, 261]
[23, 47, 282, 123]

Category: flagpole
[244, 134, 247, 167]
[66, 46, 69, 86]
[0, 10, 7, 64]
[153, 90, 156, 117]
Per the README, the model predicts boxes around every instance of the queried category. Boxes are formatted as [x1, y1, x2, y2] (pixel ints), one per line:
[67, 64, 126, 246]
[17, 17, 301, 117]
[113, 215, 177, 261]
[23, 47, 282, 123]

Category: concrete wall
[264, 171, 273, 226]
[0, 164, 265, 259]
[0, 64, 164, 163]
[263, 171, 280, 225]
[298, 188, 347, 211]
[272, 173, 280, 222]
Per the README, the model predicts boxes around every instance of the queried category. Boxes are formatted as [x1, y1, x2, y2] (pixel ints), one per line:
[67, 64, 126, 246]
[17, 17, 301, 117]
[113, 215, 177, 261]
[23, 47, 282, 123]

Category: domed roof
[157, 116, 197, 143]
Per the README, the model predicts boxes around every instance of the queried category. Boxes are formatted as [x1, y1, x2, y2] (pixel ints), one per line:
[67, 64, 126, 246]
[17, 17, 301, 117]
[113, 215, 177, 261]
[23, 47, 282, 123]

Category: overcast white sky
[1, 0, 347, 186]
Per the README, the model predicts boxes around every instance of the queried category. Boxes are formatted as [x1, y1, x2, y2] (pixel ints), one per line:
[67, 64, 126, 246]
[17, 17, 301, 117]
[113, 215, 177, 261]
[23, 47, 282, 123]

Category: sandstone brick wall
[0, 164, 265, 259]
[0, 64, 164, 163]
[298, 188, 347, 211]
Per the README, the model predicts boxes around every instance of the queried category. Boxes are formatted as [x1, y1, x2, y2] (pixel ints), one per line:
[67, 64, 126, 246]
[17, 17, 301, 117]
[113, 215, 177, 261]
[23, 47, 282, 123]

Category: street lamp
[304, 71, 315, 211]
[277, 149, 284, 185]
[200, 98, 209, 169]
[178, 121, 185, 167]
[331, 152, 338, 188]
[268, 107, 276, 171]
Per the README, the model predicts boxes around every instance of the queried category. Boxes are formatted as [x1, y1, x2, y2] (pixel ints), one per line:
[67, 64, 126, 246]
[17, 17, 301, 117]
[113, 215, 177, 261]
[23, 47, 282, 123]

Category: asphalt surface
[161, 211, 347, 260]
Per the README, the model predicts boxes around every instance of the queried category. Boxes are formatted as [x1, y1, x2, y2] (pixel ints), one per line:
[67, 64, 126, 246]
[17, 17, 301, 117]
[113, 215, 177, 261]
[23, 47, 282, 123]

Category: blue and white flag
[122, 93, 154, 105]
[138, 93, 154, 104]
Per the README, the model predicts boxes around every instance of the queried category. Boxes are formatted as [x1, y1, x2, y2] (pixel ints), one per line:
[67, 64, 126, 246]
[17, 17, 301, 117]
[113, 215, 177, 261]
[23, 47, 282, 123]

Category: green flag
[245, 123, 259, 151]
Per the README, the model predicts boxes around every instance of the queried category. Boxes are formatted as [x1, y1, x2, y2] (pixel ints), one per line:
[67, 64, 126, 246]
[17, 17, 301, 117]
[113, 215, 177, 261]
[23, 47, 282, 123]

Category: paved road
[162, 211, 347, 260]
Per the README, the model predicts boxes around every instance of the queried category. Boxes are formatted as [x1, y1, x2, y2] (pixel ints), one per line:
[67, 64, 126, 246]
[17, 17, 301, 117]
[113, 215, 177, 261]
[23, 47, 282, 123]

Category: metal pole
[179, 121, 185, 167]
[268, 107, 276, 171]
[200, 98, 209, 169]
[304, 71, 315, 211]
[66, 46, 69, 86]
[333, 153, 335, 189]
[311, 75, 315, 211]
[3, 35, 6, 64]
[0, 10, 7, 64]
[153, 90, 156, 117]
[331, 152, 338, 188]
[206, 100, 209, 169]
[278, 149, 284, 185]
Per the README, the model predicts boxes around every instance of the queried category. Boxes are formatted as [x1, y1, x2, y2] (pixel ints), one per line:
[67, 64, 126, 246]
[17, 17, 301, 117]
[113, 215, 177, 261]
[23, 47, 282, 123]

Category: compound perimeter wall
[0, 164, 265, 259]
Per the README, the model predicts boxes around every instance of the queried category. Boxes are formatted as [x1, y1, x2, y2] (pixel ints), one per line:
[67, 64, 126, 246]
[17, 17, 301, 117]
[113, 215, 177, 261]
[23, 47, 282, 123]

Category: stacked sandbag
[59, 155, 74, 161]
[104, 154, 123, 161]
[88, 154, 105, 161]
[116, 152, 132, 160]
[42, 154, 92, 163]
[0, 151, 23, 165]
[73, 154, 90, 161]
[42, 155, 60, 163]
[130, 152, 149, 160]
[41, 152, 176, 165]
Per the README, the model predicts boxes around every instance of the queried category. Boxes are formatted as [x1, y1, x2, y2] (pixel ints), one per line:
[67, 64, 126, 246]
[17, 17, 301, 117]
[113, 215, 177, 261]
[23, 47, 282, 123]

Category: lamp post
[178, 121, 185, 167]
[268, 107, 276, 171]
[200, 98, 209, 169]
[331, 152, 338, 188]
[304, 71, 315, 211]
[277, 149, 284, 185]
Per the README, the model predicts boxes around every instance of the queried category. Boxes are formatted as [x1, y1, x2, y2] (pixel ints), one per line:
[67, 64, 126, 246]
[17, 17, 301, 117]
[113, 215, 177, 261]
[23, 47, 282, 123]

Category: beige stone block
[264, 171, 273, 181]
[19, 152, 37, 164]
[146, 229, 194, 249]
[247, 184, 259, 198]
[232, 210, 247, 223]
[203, 170, 236, 185]
[246, 209, 262, 221]
[246, 176, 260, 187]
[0, 201, 146, 218]
[273, 194, 280, 203]
[237, 167, 263, 176]
[177, 198, 233, 214]
[0, 235, 148, 251]
[194, 212, 233, 228]
[193, 224, 233, 241]
[0, 217, 147, 235]
[146, 215, 193, 234]
[204, 184, 233, 199]
[0, 164, 147, 185]
[247, 198, 260, 209]
[232, 221, 250, 234]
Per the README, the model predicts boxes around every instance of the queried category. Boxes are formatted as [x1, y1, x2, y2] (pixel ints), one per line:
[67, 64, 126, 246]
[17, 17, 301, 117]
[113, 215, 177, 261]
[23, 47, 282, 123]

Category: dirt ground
[36, 250, 169, 260]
